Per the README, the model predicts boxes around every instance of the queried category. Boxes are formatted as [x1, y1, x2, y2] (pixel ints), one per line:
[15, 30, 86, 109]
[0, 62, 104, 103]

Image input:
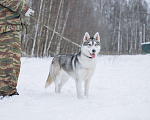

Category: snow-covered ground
[146, 0, 150, 5]
[0, 55, 150, 120]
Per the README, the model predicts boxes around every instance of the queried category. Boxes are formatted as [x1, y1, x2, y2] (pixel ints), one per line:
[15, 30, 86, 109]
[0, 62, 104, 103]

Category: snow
[146, 0, 150, 8]
[146, 0, 150, 4]
[142, 42, 150, 45]
[0, 55, 150, 120]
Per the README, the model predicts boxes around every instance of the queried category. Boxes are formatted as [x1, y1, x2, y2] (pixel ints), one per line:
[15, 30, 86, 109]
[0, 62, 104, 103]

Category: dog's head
[81, 32, 101, 58]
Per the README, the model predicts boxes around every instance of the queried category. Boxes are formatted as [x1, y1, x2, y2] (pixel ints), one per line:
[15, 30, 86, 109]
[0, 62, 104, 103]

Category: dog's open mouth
[90, 53, 95, 58]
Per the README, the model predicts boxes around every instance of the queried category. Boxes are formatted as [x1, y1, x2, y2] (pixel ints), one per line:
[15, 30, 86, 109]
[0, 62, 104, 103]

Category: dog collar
[87, 56, 93, 59]
[82, 53, 93, 59]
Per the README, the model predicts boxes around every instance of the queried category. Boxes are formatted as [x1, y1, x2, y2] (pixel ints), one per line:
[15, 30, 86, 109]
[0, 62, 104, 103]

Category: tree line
[21, 0, 150, 57]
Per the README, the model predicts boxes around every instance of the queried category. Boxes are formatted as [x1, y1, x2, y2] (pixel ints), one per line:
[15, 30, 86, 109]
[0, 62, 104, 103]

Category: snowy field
[0, 55, 150, 120]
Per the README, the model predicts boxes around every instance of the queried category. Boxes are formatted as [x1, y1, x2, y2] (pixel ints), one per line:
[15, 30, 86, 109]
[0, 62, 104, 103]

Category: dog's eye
[88, 44, 91, 47]
[95, 43, 100, 47]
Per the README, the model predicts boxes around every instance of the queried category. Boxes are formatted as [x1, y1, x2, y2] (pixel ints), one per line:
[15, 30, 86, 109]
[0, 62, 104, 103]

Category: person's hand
[25, 8, 34, 16]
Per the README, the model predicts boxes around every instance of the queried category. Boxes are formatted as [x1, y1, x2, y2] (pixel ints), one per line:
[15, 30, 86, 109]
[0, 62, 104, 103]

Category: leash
[29, 15, 81, 48]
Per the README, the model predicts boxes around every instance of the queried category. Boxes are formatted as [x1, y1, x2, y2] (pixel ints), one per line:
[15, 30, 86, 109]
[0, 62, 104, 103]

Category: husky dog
[45, 32, 101, 99]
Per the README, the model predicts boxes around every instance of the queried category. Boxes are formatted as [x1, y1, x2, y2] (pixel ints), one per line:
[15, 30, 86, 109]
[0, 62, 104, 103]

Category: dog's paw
[77, 95, 83, 99]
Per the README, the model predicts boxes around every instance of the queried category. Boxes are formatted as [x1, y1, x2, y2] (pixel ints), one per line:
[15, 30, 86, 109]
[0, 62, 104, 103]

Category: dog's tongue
[90, 53, 95, 58]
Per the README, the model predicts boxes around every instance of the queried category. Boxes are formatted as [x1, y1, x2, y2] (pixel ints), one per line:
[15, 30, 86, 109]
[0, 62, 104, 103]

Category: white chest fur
[77, 56, 96, 80]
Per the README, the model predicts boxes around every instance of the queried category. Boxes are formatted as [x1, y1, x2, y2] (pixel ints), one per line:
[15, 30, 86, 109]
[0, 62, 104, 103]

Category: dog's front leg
[84, 78, 91, 98]
[75, 79, 82, 99]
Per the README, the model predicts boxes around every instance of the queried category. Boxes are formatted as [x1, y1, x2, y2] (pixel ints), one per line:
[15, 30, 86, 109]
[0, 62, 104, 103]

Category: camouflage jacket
[0, 0, 29, 34]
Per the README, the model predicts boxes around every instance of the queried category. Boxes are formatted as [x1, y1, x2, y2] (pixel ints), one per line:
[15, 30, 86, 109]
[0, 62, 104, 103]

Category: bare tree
[36, 0, 45, 57]
[21, 0, 150, 57]
[56, 0, 72, 55]
[46, 0, 63, 56]
[31, 0, 44, 56]
[43, 0, 53, 57]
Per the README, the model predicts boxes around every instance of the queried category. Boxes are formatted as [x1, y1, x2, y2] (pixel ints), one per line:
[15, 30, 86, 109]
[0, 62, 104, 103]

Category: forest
[21, 0, 150, 57]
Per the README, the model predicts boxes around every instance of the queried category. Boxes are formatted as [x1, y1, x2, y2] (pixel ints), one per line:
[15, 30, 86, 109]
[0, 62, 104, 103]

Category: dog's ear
[94, 32, 100, 42]
[83, 32, 90, 42]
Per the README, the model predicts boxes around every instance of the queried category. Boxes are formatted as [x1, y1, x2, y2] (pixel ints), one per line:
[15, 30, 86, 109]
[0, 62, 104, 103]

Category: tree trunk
[135, 22, 137, 51]
[46, 0, 63, 56]
[143, 24, 145, 43]
[37, 0, 45, 57]
[43, 0, 53, 57]
[31, 0, 43, 56]
[118, 1, 121, 54]
[56, 0, 72, 55]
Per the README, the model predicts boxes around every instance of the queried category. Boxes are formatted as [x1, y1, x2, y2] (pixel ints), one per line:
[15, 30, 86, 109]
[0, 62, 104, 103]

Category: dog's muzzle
[90, 49, 96, 58]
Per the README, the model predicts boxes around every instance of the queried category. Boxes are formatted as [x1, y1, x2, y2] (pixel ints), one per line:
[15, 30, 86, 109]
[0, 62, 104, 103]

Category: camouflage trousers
[0, 31, 21, 96]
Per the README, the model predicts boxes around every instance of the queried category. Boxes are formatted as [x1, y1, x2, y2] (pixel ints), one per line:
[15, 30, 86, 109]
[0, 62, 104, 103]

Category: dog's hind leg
[58, 73, 69, 93]
[54, 75, 60, 93]
[50, 62, 61, 93]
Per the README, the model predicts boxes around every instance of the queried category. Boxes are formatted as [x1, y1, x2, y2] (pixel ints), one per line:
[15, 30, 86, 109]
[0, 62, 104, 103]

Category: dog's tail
[45, 73, 53, 88]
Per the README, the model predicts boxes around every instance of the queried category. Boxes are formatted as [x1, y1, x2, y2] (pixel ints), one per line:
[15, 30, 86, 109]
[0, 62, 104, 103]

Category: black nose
[92, 49, 96, 53]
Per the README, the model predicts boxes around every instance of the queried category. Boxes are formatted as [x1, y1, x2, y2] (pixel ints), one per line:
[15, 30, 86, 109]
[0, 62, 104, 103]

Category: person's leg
[12, 31, 21, 89]
[0, 31, 21, 97]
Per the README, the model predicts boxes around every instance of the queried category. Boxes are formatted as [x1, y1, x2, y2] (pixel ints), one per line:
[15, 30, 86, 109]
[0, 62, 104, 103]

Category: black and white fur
[45, 32, 101, 99]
